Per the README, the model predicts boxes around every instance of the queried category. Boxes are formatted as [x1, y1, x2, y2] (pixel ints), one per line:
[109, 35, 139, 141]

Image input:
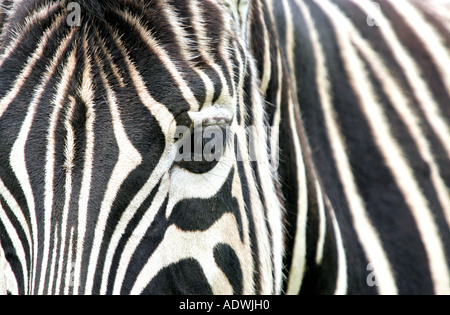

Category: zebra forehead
[0, 0, 247, 144]
[3, 0, 243, 63]
[28, 0, 241, 121]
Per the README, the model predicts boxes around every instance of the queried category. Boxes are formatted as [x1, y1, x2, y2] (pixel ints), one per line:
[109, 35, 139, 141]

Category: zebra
[0, 0, 284, 295]
[0, 0, 448, 295]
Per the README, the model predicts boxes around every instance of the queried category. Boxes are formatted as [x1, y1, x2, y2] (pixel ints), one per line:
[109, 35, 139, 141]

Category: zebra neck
[280, 113, 348, 295]
[247, 0, 350, 295]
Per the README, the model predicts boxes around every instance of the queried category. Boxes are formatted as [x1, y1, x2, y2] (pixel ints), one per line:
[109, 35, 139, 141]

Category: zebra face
[0, 0, 282, 295]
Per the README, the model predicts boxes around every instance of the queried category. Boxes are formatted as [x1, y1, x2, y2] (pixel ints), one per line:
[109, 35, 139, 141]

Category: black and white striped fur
[259, 0, 450, 295]
[0, 0, 449, 295]
[0, 0, 283, 295]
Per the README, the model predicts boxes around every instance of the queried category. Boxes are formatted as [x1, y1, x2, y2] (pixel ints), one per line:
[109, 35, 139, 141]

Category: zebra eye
[173, 108, 233, 174]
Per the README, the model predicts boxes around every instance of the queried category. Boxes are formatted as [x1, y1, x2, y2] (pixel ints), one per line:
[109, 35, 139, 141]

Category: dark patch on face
[142, 258, 213, 295]
[168, 168, 243, 242]
[214, 243, 243, 295]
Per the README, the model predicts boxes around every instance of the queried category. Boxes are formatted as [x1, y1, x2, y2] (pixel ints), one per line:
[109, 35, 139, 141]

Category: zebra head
[0, 0, 283, 295]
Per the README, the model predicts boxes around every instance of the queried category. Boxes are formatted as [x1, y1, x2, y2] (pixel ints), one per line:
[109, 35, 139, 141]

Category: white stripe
[235, 123, 275, 294]
[231, 41, 246, 127]
[196, 70, 216, 106]
[188, 0, 214, 62]
[63, 227, 75, 295]
[315, 181, 327, 265]
[222, 0, 251, 36]
[282, 0, 298, 95]
[327, 199, 348, 295]
[97, 36, 125, 88]
[254, 127, 284, 293]
[241, 2, 284, 290]
[46, 224, 59, 295]
[160, 0, 196, 63]
[304, 0, 399, 295]
[239, 146, 276, 294]
[416, 0, 450, 31]
[285, 94, 309, 295]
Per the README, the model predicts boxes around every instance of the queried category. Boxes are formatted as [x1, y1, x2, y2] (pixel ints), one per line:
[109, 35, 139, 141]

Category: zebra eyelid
[188, 106, 234, 127]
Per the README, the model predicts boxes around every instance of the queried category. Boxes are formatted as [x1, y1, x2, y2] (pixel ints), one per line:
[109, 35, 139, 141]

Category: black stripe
[0, 218, 26, 295]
